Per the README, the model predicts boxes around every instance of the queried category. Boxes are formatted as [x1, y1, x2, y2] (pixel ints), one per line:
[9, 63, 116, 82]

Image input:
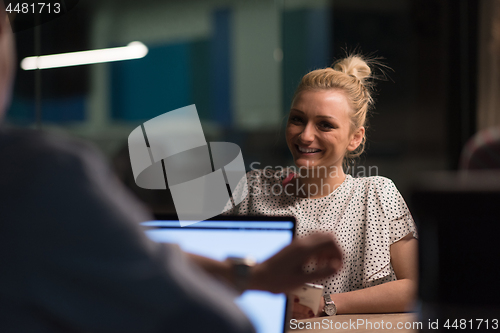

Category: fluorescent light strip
[21, 41, 148, 70]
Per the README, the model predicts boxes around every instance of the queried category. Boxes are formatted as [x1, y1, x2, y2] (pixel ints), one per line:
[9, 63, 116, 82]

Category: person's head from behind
[285, 55, 375, 172]
[0, 2, 15, 121]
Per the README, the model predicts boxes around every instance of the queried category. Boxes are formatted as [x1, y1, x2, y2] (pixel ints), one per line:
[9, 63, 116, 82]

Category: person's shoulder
[350, 175, 411, 221]
[351, 175, 395, 187]
[0, 127, 106, 177]
[1, 127, 98, 157]
[349, 175, 399, 195]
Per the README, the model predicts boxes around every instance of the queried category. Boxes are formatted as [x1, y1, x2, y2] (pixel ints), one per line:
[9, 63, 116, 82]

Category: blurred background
[4, 0, 500, 213]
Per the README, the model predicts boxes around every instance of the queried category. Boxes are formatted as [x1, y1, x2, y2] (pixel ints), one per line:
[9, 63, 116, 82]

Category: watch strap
[226, 257, 256, 293]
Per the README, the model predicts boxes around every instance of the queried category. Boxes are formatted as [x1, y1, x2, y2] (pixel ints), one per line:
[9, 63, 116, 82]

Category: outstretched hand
[249, 233, 342, 294]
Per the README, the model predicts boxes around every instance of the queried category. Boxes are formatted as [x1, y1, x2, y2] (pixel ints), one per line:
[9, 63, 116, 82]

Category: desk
[287, 313, 419, 333]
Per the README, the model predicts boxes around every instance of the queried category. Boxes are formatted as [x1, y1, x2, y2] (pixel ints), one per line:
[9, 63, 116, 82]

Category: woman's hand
[290, 294, 325, 319]
[249, 233, 342, 294]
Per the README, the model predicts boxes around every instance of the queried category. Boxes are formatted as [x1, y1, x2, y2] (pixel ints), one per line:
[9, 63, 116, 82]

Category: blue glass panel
[6, 95, 85, 124]
[210, 8, 232, 125]
[111, 42, 191, 121]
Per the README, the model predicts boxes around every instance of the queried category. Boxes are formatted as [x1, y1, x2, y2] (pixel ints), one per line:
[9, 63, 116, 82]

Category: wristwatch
[226, 256, 256, 293]
[323, 294, 337, 316]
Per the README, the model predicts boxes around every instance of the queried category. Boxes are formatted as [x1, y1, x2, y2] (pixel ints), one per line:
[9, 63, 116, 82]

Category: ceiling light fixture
[21, 41, 148, 70]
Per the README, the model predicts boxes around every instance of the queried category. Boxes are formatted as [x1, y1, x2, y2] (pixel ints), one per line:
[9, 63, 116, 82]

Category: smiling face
[286, 89, 365, 172]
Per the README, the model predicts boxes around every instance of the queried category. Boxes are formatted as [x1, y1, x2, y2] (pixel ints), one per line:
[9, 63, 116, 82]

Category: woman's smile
[296, 145, 323, 154]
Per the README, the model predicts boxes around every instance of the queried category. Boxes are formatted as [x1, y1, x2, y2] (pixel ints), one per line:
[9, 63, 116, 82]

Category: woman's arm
[291, 233, 418, 319]
[329, 233, 418, 314]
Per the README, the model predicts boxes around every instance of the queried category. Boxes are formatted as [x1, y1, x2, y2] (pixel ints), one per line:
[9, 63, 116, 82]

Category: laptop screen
[142, 216, 296, 333]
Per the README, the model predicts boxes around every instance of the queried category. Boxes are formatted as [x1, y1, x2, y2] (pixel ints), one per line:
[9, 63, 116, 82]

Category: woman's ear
[347, 127, 365, 152]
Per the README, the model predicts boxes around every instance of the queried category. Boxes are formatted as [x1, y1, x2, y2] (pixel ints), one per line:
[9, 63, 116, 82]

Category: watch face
[325, 304, 337, 316]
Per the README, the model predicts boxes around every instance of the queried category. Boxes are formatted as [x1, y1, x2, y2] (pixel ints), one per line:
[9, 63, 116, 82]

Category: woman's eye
[289, 116, 303, 123]
[319, 122, 334, 129]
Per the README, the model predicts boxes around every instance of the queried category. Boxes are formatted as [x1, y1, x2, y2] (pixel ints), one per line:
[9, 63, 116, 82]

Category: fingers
[298, 233, 341, 257]
[251, 233, 343, 293]
[295, 233, 342, 266]
[292, 310, 315, 320]
[291, 296, 315, 320]
[290, 234, 342, 282]
[305, 259, 342, 280]
[318, 294, 325, 314]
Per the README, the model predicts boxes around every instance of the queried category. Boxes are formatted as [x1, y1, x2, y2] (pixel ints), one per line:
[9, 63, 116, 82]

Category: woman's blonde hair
[292, 54, 377, 166]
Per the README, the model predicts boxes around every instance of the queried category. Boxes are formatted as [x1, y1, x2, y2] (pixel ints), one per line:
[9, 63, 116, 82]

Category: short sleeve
[362, 177, 417, 285]
[378, 179, 418, 243]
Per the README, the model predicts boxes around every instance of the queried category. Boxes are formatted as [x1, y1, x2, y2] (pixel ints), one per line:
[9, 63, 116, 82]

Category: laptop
[142, 215, 297, 333]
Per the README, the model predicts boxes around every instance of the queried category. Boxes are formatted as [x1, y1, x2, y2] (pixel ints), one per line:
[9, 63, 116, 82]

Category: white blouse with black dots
[223, 168, 418, 295]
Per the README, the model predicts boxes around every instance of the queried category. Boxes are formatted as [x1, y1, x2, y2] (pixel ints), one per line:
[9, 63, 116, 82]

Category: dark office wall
[8, 2, 90, 123]
[313, 0, 480, 198]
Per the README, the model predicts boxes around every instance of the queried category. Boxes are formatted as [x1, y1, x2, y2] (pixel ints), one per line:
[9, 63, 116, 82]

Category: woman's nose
[299, 125, 315, 143]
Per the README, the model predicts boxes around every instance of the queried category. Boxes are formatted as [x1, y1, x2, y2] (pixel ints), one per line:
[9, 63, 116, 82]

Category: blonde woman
[224, 55, 418, 317]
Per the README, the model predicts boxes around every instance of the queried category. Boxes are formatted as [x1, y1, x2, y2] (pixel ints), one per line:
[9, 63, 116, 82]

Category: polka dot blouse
[223, 168, 418, 295]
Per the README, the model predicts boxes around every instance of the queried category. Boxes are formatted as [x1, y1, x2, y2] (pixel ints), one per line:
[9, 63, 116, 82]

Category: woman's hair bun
[333, 55, 371, 84]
